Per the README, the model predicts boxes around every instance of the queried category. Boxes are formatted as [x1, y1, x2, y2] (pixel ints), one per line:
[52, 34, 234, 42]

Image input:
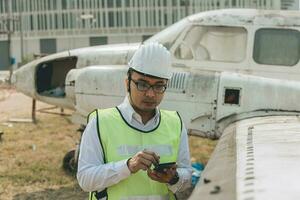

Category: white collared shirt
[77, 96, 192, 196]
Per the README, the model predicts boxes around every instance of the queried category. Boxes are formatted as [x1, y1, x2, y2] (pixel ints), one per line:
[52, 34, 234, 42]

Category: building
[281, 0, 299, 9]
[0, 0, 295, 70]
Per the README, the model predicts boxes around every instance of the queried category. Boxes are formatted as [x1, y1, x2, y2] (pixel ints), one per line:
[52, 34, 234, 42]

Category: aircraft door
[65, 69, 79, 106]
[162, 71, 219, 138]
[185, 72, 219, 138]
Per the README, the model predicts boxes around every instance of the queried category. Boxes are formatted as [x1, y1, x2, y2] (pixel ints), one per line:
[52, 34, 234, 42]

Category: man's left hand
[147, 164, 177, 183]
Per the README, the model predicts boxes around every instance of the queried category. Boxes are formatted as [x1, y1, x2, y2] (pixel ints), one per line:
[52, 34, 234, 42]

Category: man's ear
[125, 78, 130, 93]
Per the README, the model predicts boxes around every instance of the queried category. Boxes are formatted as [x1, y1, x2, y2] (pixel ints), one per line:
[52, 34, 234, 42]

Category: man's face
[126, 71, 168, 112]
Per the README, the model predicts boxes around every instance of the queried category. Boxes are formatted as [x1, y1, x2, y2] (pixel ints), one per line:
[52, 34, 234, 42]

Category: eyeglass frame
[130, 79, 167, 93]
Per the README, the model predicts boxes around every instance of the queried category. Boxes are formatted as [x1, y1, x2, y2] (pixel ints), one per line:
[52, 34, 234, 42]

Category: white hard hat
[128, 42, 172, 79]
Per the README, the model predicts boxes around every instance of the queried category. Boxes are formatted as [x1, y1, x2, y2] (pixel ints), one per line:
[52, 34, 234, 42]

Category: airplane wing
[189, 115, 300, 200]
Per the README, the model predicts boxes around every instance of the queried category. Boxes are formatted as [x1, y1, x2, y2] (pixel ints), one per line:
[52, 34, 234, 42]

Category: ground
[0, 84, 217, 200]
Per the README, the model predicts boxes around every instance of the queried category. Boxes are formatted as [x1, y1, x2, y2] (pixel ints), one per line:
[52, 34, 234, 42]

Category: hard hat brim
[129, 68, 170, 80]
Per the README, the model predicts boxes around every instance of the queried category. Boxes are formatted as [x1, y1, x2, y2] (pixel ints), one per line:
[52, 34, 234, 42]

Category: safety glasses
[131, 79, 167, 93]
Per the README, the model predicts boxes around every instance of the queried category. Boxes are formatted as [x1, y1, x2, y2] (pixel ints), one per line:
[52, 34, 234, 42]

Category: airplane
[11, 8, 300, 199]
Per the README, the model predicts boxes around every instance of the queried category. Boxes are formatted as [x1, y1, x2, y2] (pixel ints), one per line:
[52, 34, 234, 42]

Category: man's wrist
[168, 171, 179, 185]
[126, 158, 133, 173]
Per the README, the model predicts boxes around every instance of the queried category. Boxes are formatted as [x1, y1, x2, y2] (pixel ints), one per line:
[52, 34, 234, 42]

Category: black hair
[127, 68, 133, 93]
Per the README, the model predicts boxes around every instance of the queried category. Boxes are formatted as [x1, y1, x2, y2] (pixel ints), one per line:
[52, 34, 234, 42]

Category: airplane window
[253, 28, 300, 66]
[224, 88, 240, 105]
[175, 26, 247, 63]
[174, 43, 193, 60]
[146, 18, 188, 48]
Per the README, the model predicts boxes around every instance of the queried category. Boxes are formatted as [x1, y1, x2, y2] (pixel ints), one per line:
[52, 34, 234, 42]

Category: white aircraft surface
[189, 115, 300, 200]
[11, 8, 300, 199]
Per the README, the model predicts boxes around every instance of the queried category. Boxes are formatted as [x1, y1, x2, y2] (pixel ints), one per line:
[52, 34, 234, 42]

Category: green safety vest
[88, 107, 182, 200]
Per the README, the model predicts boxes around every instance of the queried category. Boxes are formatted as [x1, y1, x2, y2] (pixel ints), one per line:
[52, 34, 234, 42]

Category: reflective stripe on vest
[88, 107, 181, 200]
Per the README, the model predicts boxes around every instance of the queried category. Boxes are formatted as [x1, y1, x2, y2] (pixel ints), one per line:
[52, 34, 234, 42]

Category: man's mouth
[143, 101, 156, 105]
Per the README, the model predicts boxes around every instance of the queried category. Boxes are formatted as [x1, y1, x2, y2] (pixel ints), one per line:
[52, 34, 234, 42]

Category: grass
[0, 110, 81, 199]
[189, 136, 217, 165]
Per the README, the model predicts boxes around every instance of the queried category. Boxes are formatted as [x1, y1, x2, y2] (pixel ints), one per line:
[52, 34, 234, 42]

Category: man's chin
[142, 107, 156, 112]
[141, 104, 157, 112]
[142, 101, 156, 106]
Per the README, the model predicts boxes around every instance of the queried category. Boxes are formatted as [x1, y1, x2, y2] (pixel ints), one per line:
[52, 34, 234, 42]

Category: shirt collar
[118, 95, 160, 125]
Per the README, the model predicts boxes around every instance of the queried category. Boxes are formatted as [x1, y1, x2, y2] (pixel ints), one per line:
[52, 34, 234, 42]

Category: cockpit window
[253, 28, 300, 66]
[174, 26, 247, 63]
[145, 18, 188, 49]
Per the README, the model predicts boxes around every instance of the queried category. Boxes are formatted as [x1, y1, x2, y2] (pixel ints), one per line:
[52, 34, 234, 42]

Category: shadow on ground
[13, 186, 194, 200]
[13, 185, 87, 200]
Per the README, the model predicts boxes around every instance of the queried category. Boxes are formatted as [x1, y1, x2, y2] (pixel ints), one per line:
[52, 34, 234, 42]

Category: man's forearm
[77, 159, 131, 192]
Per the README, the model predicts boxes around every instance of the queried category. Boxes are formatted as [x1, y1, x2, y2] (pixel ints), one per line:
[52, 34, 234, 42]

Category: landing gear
[62, 125, 85, 175]
[63, 149, 77, 175]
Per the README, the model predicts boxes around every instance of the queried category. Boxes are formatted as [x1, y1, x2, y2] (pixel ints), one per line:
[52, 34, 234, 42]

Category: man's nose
[145, 87, 155, 97]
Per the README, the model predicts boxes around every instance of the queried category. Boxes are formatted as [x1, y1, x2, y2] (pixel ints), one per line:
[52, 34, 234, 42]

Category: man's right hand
[127, 150, 160, 173]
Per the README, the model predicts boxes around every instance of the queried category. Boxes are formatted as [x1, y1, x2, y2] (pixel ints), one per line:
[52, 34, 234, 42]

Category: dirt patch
[0, 86, 217, 200]
[0, 86, 50, 122]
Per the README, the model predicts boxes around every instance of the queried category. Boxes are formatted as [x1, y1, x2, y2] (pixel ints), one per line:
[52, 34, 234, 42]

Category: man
[77, 42, 192, 200]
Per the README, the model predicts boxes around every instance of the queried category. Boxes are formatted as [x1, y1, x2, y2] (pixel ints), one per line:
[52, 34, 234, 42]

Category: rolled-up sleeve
[77, 117, 131, 192]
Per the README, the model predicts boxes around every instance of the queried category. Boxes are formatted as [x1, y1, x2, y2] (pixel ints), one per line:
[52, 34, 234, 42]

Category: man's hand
[127, 150, 160, 173]
[147, 164, 177, 183]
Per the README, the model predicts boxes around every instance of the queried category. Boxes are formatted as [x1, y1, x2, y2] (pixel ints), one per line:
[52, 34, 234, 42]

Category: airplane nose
[13, 62, 36, 97]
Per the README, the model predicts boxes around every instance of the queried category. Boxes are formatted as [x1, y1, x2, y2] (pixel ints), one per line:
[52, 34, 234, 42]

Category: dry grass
[189, 136, 217, 165]
[0, 110, 85, 199]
